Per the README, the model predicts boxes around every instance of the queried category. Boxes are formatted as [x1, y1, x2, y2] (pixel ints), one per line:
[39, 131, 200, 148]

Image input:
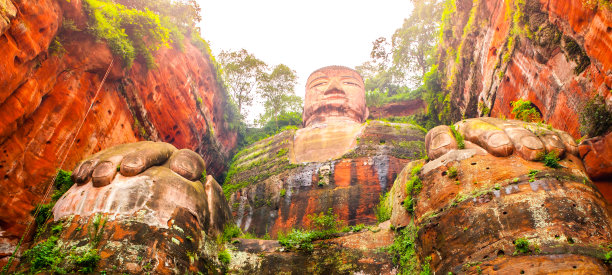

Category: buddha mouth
[325, 95, 347, 101]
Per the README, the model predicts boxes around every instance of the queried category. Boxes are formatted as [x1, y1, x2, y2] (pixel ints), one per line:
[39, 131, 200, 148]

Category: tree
[218, 49, 267, 118]
[357, 0, 442, 92]
[391, 0, 442, 85]
[257, 64, 300, 128]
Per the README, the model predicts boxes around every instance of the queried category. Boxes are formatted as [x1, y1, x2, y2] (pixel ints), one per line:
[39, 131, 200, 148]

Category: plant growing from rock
[579, 95, 612, 137]
[539, 151, 561, 168]
[513, 237, 532, 254]
[376, 192, 392, 222]
[511, 99, 541, 122]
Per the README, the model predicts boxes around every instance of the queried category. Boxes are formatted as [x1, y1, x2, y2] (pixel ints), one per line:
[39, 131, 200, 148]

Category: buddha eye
[312, 82, 327, 88]
[343, 81, 359, 86]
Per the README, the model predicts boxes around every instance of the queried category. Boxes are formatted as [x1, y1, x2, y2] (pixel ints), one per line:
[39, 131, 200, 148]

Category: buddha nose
[324, 78, 344, 95]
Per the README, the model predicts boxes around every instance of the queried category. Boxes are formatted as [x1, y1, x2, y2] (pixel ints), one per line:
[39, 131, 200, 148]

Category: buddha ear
[364, 107, 370, 122]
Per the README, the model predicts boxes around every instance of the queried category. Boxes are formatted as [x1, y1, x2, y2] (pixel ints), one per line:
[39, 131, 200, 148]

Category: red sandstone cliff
[440, 0, 612, 138]
[0, 0, 237, 258]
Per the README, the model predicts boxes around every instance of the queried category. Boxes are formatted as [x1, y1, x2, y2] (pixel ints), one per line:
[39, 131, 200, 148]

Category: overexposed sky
[197, 0, 414, 123]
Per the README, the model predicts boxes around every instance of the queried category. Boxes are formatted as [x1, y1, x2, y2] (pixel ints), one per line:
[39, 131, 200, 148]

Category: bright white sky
[197, 0, 414, 123]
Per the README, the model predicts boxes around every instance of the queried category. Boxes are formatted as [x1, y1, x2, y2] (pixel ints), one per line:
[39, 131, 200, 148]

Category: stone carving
[302, 65, 369, 127]
[226, 65, 426, 236]
[294, 66, 370, 163]
[49, 141, 232, 273]
[390, 118, 611, 274]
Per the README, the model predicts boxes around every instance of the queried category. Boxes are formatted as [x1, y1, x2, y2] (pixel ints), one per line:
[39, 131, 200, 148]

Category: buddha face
[302, 66, 369, 127]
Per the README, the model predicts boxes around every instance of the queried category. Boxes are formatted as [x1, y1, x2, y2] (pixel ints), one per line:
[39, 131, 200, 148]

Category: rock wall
[367, 98, 426, 120]
[440, 0, 612, 138]
[0, 0, 237, 259]
[225, 121, 426, 237]
[390, 149, 611, 273]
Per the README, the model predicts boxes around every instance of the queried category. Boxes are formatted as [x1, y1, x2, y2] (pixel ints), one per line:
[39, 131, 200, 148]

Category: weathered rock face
[390, 122, 612, 273]
[440, 0, 612, 138]
[226, 221, 396, 274]
[12, 143, 232, 273]
[225, 120, 426, 237]
[580, 132, 612, 180]
[0, 0, 236, 260]
[368, 99, 426, 120]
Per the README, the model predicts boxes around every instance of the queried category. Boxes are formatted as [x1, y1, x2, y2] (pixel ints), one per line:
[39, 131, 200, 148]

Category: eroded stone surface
[0, 0, 237, 256]
[226, 120, 425, 237]
[227, 222, 395, 274]
[580, 132, 612, 180]
[406, 120, 612, 273]
[440, 0, 611, 138]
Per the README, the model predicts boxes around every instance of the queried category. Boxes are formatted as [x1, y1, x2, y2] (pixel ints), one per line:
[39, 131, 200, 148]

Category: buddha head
[302, 65, 369, 127]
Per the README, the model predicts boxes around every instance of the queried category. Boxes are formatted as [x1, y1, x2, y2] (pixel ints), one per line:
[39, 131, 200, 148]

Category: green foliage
[218, 49, 267, 117]
[22, 236, 65, 273]
[52, 170, 74, 201]
[478, 102, 490, 116]
[540, 151, 561, 168]
[256, 64, 301, 128]
[49, 37, 66, 57]
[450, 125, 465, 149]
[605, 250, 612, 264]
[32, 203, 54, 233]
[90, 214, 107, 246]
[513, 237, 532, 254]
[222, 223, 242, 243]
[511, 99, 541, 122]
[308, 208, 339, 233]
[218, 249, 231, 266]
[278, 228, 318, 252]
[70, 247, 101, 273]
[51, 223, 64, 235]
[83, 0, 172, 69]
[276, 148, 288, 157]
[388, 224, 419, 274]
[375, 192, 392, 222]
[238, 111, 302, 149]
[447, 166, 458, 179]
[280, 188, 286, 197]
[278, 209, 340, 252]
[528, 169, 539, 182]
[579, 95, 612, 137]
[403, 163, 424, 214]
[365, 88, 422, 108]
[563, 36, 591, 75]
[341, 224, 366, 233]
[420, 65, 450, 128]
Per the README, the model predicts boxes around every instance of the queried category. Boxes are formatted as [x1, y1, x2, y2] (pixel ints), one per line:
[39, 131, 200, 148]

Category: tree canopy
[218, 49, 267, 118]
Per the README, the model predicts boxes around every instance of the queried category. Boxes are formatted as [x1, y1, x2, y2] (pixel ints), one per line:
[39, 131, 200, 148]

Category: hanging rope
[1, 58, 115, 274]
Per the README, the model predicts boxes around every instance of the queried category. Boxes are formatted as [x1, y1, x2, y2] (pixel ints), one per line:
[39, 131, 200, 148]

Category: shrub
[278, 209, 340, 252]
[309, 208, 339, 233]
[83, 0, 171, 68]
[450, 125, 465, 149]
[51, 170, 74, 201]
[22, 236, 65, 273]
[511, 99, 541, 122]
[447, 166, 458, 179]
[387, 224, 419, 274]
[221, 223, 242, 243]
[218, 249, 231, 266]
[278, 229, 317, 252]
[70, 247, 101, 273]
[280, 188, 286, 197]
[540, 151, 560, 168]
[375, 192, 392, 222]
[579, 95, 612, 137]
[514, 237, 531, 254]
